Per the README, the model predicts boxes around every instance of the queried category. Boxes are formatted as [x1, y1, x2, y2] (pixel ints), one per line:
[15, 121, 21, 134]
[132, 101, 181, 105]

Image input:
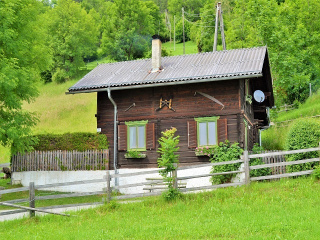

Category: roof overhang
[66, 72, 263, 94]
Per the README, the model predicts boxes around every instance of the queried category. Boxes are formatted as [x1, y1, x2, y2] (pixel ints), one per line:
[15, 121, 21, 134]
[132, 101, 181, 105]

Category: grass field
[1, 177, 320, 239]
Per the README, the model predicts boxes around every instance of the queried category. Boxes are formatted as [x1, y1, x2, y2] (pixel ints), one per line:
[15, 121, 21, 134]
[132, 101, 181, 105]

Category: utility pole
[219, 2, 226, 50]
[165, 9, 171, 43]
[182, 7, 185, 55]
[213, 2, 226, 51]
[174, 15, 176, 51]
[213, 3, 219, 51]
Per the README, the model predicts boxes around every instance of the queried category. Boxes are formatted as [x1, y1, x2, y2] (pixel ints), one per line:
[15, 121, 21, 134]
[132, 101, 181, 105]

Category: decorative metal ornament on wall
[156, 97, 176, 112]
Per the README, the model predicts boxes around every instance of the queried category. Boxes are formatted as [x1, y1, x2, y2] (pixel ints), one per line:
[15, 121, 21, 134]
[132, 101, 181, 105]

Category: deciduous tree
[0, 0, 51, 153]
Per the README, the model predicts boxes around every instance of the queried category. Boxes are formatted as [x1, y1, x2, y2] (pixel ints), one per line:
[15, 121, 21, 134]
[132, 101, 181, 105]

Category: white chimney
[151, 38, 161, 72]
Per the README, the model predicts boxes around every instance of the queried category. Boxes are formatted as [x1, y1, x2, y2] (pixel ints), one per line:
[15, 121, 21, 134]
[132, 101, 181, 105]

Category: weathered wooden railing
[1, 146, 320, 219]
[11, 149, 109, 171]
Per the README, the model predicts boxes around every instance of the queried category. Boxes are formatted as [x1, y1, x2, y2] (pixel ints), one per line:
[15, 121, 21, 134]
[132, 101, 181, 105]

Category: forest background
[1, 0, 320, 154]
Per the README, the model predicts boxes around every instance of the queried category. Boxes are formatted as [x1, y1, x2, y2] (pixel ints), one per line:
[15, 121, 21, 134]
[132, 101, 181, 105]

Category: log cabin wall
[97, 80, 248, 169]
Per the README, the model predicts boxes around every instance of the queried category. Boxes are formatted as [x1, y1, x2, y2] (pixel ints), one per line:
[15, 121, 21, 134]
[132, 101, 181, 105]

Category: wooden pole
[218, 2, 226, 50]
[243, 151, 250, 185]
[174, 15, 176, 51]
[106, 171, 111, 203]
[182, 7, 185, 55]
[29, 182, 35, 218]
[213, 2, 219, 51]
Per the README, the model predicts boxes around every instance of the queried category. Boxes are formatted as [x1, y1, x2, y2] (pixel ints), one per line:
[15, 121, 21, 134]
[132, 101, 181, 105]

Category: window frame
[125, 120, 148, 151]
[195, 116, 219, 147]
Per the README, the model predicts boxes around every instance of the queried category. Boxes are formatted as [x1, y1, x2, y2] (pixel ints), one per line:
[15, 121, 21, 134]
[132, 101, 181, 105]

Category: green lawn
[1, 178, 320, 239]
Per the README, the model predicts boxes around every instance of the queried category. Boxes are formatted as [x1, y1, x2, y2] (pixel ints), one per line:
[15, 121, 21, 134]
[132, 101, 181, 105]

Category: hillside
[0, 76, 96, 163]
[262, 89, 320, 150]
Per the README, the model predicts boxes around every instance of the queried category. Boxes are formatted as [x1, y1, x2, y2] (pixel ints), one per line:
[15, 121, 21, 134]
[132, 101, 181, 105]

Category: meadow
[1, 177, 320, 239]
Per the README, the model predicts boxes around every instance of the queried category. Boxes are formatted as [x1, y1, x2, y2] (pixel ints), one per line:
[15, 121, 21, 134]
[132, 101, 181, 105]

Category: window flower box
[124, 151, 146, 159]
[195, 146, 215, 157]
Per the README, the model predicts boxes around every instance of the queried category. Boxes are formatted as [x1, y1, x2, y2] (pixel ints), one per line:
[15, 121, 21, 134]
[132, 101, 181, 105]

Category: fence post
[106, 171, 111, 203]
[243, 151, 250, 185]
[172, 163, 178, 190]
[29, 182, 35, 218]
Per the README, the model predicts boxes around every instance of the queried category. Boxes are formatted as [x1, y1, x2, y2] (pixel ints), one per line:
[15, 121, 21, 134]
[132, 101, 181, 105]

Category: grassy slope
[22, 79, 96, 134]
[0, 77, 97, 163]
[1, 178, 320, 239]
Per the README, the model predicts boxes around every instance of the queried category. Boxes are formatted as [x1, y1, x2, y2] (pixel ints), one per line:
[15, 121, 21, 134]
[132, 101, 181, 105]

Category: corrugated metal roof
[68, 46, 268, 92]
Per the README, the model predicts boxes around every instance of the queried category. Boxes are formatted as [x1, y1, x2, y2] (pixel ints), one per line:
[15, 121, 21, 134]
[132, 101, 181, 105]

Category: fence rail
[11, 149, 109, 172]
[2, 146, 320, 219]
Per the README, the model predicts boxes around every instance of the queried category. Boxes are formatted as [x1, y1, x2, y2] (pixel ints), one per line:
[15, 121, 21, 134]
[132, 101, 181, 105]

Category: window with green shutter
[125, 120, 148, 151]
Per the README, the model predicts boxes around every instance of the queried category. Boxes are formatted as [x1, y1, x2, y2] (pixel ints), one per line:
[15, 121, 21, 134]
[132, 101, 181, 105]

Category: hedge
[285, 119, 320, 172]
[30, 133, 108, 151]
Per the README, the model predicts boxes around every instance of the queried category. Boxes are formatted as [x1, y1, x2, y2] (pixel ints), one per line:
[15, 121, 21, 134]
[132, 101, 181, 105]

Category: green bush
[285, 119, 320, 172]
[30, 133, 108, 151]
[210, 141, 243, 184]
[52, 68, 68, 83]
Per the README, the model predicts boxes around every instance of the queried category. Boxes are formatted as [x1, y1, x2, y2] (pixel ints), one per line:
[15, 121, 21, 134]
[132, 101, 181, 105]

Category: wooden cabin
[68, 39, 274, 170]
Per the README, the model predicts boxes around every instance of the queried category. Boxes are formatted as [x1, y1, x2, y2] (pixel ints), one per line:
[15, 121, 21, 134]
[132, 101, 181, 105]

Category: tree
[46, 0, 99, 82]
[0, 0, 51, 153]
[101, 0, 161, 61]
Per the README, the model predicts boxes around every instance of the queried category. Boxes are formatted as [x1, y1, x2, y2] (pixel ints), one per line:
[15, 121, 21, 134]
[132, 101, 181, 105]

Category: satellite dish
[253, 90, 265, 103]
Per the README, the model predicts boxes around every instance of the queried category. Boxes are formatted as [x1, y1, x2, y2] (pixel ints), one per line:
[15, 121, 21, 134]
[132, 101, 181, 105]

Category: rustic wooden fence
[252, 150, 286, 175]
[11, 149, 109, 171]
[1, 146, 320, 219]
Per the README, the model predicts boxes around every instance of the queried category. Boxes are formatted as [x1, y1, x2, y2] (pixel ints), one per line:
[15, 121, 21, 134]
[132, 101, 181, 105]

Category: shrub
[210, 140, 243, 184]
[285, 119, 320, 172]
[30, 133, 108, 151]
[52, 68, 68, 83]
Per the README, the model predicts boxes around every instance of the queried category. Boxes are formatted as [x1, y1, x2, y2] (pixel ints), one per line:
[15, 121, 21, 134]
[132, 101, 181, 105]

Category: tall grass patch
[261, 124, 290, 150]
